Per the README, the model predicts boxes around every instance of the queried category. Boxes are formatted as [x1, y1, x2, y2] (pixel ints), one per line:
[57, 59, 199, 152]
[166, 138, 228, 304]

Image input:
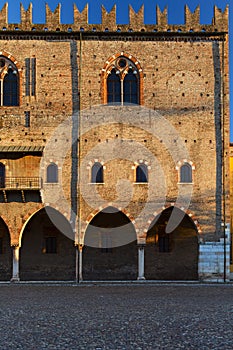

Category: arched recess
[145, 206, 199, 280]
[83, 206, 137, 280]
[20, 207, 75, 281]
[0, 216, 12, 281]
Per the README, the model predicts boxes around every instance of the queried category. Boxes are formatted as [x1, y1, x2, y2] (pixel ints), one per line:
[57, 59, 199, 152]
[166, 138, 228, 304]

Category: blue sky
[1, 0, 231, 138]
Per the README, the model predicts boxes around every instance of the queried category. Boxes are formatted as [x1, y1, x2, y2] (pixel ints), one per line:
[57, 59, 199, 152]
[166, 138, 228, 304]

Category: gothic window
[91, 163, 104, 183]
[0, 57, 19, 106]
[180, 163, 192, 183]
[46, 163, 58, 183]
[107, 69, 121, 103]
[124, 69, 138, 104]
[106, 56, 139, 105]
[0, 163, 5, 188]
[136, 164, 148, 183]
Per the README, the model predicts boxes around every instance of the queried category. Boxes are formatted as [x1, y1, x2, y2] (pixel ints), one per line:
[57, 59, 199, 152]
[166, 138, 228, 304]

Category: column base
[137, 276, 146, 280]
[10, 277, 20, 282]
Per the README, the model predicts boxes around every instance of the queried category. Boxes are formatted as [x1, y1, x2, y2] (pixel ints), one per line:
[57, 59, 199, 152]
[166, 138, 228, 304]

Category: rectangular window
[25, 58, 36, 97]
[45, 236, 57, 254]
[24, 111, 30, 127]
[25, 58, 30, 96]
[31, 58, 36, 96]
[158, 235, 170, 253]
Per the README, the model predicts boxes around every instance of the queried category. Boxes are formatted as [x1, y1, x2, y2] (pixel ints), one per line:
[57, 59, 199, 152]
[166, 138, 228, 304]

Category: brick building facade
[0, 3, 230, 281]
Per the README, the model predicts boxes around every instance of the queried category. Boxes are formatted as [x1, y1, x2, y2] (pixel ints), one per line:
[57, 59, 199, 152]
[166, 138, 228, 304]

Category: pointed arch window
[107, 69, 121, 103]
[136, 164, 148, 183]
[106, 56, 140, 105]
[0, 57, 19, 106]
[47, 163, 58, 183]
[124, 69, 139, 104]
[91, 163, 104, 183]
[180, 163, 192, 183]
[0, 163, 5, 188]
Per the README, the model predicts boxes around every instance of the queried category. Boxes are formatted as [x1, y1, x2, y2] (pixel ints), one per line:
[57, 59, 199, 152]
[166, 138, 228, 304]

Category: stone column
[79, 244, 83, 282]
[137, 244, 146, 280]
[11, 245, 20, 282]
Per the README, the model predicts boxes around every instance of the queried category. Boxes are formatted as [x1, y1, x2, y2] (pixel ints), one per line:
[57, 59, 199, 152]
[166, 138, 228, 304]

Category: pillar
[137, 244, 145, 280]
[11, 245, 20, 282]
[79, 244, 83, 282]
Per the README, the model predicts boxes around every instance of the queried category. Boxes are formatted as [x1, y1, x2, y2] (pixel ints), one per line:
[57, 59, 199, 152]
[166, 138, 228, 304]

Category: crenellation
[185, 5, 200, 29]
[0, 2, 8, 27]
[129, 5, 144, 30]
[0, 3, 228, 33]
[101, 5, 116, 31]
[213, 5, 229, 31]
[20, 3, 32, 28]
[45, 3, 61, 29]
[156, 5, 168, 28]
[73, 3, 88, 29]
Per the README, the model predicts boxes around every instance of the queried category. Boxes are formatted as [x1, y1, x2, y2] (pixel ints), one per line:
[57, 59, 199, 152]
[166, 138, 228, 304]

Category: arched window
[107, 69, 121, 103]
[91, 163, 104, 183]
[0, 163, 5, 188]
[47, 163, 58, 183]
[124, 69, 139, 104]
[106, 56, 139, 105]
[180, 163, 192, 183]
[3, 68, 19, 106]
[136, 164, 148, 183]
[0, 56, 19, 106]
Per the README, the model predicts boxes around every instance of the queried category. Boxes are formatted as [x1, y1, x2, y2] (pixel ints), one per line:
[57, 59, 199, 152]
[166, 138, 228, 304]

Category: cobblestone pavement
[0, 283, 233, 349]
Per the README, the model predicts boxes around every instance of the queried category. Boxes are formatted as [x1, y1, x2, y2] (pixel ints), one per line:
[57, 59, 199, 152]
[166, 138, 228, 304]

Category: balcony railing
[0, 177, 41, 189]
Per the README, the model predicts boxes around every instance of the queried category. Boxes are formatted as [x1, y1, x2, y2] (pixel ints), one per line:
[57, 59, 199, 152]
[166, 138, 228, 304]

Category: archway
[0, 217, 12, 280]
[83, 207, 137, 280]
[20, 207, 75, 281]
[145, 207, 199, 280]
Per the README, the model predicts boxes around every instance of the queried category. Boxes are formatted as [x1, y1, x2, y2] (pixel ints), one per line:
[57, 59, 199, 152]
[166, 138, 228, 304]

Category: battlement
[0, 3, 229, 33]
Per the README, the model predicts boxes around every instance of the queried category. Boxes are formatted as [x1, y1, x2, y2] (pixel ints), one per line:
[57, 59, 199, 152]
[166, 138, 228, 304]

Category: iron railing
[0, 177, 41, 189]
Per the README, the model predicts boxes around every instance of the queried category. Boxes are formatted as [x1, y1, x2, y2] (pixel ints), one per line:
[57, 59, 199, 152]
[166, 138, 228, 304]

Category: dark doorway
[83, 207, 137, 280]
[145, 207, 198, 280]
[20, 207, 75, 281]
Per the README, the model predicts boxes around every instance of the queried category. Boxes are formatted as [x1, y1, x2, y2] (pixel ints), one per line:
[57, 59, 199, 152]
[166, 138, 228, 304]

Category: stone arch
[83, 204, 136, 242]
[145, 206, 199, 280]
[19, 206, 75, 281]
[145, 204, 201, 237]
[83, 206, 137, 280]
[101, 52, 144, 104]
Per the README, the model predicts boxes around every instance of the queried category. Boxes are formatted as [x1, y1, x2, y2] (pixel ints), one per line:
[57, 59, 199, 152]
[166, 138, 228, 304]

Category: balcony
[0, 177, 41, 190]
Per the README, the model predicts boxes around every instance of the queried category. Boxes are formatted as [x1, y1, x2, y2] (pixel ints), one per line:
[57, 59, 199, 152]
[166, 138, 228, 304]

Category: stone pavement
[0, 283, 232, 349]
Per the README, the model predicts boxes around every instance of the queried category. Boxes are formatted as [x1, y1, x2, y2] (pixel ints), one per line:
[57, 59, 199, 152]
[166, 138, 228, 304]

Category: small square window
[44, 236, 57, 254]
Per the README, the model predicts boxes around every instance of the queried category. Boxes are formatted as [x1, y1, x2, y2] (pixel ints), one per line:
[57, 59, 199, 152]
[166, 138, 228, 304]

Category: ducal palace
[0, 3, 230, 282]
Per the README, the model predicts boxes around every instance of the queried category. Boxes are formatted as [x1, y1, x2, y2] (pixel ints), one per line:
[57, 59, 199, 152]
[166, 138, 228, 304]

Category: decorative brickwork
[0, 3, 230, 281]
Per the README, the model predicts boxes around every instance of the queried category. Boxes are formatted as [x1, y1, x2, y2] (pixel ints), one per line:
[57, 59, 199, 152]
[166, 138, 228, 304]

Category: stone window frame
[133, 160, 150, 184]
[101, 52, 144, 105]
[87, 160, 106, 184]
[176, 160, 195, 184]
